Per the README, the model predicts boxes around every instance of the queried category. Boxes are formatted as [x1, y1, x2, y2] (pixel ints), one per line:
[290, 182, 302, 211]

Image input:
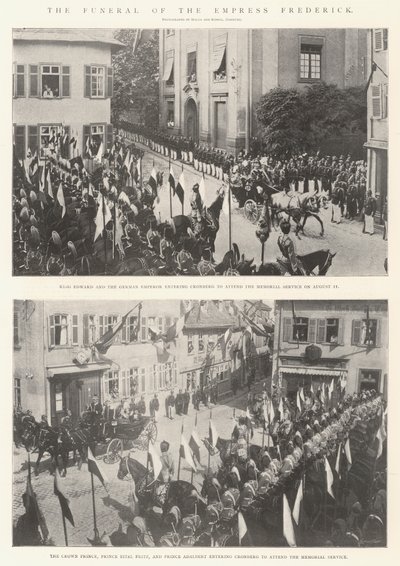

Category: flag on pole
[24, 459, 49, 542]
[209, 419, 219, 448]
[87, 447, 109, 488]
[57, 183, 66, 217]
[296, 390, 302, 412]
[222, 184, 231, 215]
[324, 456, 335, 499]
[134, 158, 141, 184]
[94, 142, 104, 163]
[175, 171, 185, 205]
[46, 169, 52, 196]
[180, 432, 197, 471]
[168, 165, 175, 192]
[94, 196, 112, 241]
[85, 136, 93, 158]
[148, 443, 162, 481]
[94, 306, 137, 354]
[148, 167, 158, 192]
[344, 438, 352, 466]
[54, 469, 75, 526]
[292, 479, 303, 525]
[335, 442, 342, 477]
[328, 378, 335, 398]
[189, 428, 202, 465]
[278, 397, 284, 417]
[269, 398, 275, 422]
[376, 419, 386, 459]
[299, 387, 305, 403]
[283, 493, 296, 547]
[238, 511, 250, 545]
[123, 149, 131, 170]
[199, 175, 206, 203]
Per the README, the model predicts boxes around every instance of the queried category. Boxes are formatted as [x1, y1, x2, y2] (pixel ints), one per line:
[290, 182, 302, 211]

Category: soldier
[189, 183, 203, 223]
[277, 220, 307, 275]
[165, 390, 175, 420]
[183, 389, 190, 415]
[160, 440, 175, 483]
[363, 190, 377, 235]
[149, 393, 160, 422]
[137, 395, 146, 416]
[175, 389, 184, 416]
[198, 248, 216, 276]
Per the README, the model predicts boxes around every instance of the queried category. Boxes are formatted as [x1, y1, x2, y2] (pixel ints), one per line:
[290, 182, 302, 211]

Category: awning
[163, 57, 174, 81]
[279, 367, 347, 377]
[47, 362, 111, 378]
[211, 35, 227, 72]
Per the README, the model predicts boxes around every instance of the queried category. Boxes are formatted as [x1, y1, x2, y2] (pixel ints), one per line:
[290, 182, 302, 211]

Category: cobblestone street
[136, 147, 387, 277]
[13, 387, 259, 546]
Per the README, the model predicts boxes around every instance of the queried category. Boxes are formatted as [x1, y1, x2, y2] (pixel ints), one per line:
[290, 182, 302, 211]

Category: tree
[112, 29, 159, 128]
[255, 83, 367, 159]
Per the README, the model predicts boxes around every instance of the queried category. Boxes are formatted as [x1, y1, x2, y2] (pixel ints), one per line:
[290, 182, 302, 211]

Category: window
[14, 64, 25, 97]
[141, 317, 147, 341]
[293, 317, 309, 342]
[14, 378, 21, 407]
[187, 50, 197, 83]
[91, 124, 105, 154]
[141, 368, 146, 393]
[382, 83, 388, 118]
[129, 368, 139, 395]
[49, 314, 69, 347]
[352, 319, 381, 347]
[55, 382, 63, 412]
[163, 52, 174, 86]
[167, 100, 175, 128]
[84, 65, 113, 98]
[198, 332, 205, 353]
[83, 124, 109, 158]
[99, 315, 118, 338]
[14, 125, 26, 160]
[326, 318, 339, 343]
[122, 316, 138, 343]
[371, 85, 382, 118]
[14, 311, 20, 348]
[72, 315, 79, 345]
[39, 125, 62, 158]
[374, 29, 388, 51]
[83, 314, 97, 346]
[300, 44, 322, 80]
[105, 370, 119, 398]
[188, 333, 194, 354]
[212, 34, 227, 82]
[39, 64, 70, 98]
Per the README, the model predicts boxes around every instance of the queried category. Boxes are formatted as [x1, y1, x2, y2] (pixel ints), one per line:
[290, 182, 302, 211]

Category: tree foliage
[112, 29, 159, 128]
[255, 83, 367, 159]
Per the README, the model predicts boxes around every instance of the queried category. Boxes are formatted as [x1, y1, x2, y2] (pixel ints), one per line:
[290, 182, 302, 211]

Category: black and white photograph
[12, 28, 388, 276]
[13, 299, 387, 547]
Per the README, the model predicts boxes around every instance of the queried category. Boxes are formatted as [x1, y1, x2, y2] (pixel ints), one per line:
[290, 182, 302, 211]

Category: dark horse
[257, 249, 336, 276]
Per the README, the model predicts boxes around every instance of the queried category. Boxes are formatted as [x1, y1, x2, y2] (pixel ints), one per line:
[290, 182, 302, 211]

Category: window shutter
[375, 319, 382, 347]
[72, 314, 79, 345]
[371, 85, 382, 118]
[374, 29, 383, 51]
[49, 315, 55, 348]
[106, 67, 113, 97]
[14, 125, 26, 160]
[316, 319, 326, 343]
[84, 65, 91, 97]
[282, 317, 293, 342]
[61, 66, 70, 97]
[122, 319, 127, 343]
[351, 320, 362, 345]
[16, 64, 26, 97]
[28, 125, 38, 156]
[67, 315, 72, 346]
[83, 124, 91, 156]
[106, 124, 113, 150]
[337, 319, 345, 345]
[29, 65, 39, 97]
[308, 318, 317, 343]
[83, 314, 89, 346]
[61, 125, 71, 159]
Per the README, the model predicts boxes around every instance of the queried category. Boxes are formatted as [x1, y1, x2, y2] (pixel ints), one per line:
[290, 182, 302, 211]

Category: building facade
[159, 28, 367, 154]
[272, 300, 388, 400]
[12, 28, 123, 164]
[365, 29, 388, 214]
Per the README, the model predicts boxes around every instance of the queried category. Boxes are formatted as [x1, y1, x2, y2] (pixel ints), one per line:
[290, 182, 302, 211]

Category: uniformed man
[189, 183, 203, 222]
[160, 440, 175, 483]
[277, 220, 307, 275]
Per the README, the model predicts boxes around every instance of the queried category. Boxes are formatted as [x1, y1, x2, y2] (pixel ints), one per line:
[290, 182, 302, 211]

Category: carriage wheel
[138, 422, 158, 450]
[104, 438, 123, 464]
[244, 200, 259, 224]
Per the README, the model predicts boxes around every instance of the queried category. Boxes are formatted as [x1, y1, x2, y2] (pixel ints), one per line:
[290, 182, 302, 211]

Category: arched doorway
[185, 98, 198, 142]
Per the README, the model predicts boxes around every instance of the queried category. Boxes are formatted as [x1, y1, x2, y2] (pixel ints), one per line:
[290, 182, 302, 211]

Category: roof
[184, 301, 236, 330]
[13, 28, 125, 50]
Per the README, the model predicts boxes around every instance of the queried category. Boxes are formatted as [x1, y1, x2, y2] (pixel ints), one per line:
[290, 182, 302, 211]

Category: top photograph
[12, 27, 388, 277]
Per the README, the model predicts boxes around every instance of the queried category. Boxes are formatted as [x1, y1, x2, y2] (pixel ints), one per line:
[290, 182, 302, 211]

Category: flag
[335, 442, 342, 477]
[292, 479, 303, 525]
[85, 136, 93, 158]
[299, 387, 305, 403]
[376, 419, 386, 459]
[134, 158, 141, 184]
[344, 438, 352, 466]
[209, 419, 219, 448]
[123, 149, 131, 170]
[54, 469, 75, 526]
[328, 378, 335, 398]
[149, 167, 157, 192]
[219, 327, 232, 359]
[296, 390, 302, 412]
[222, 184, 231, 215]
[148, 443, 162, 481]
[199, 175, 206, 203]
[180, 432, 197, 471]
[175, 171, 185, 205]
[283, 493, 296, 547]
[114, 204, 125, 257]
[57, 183, 66, 217]
[238, 511, 250, 545]
[189, 428, 202, 465]
[278, 397, 284, 417]
[268, 398, 275, 422]
[168, 165, 175, 192]
[324, 456, 335, 499]
[94, 196, 112, 241]
[87, 446, 109, 488]
[94, 306, 137, 354]
[94, 142, 103, 163]
[163, 315, 186, 343]
[46, 169, 52, 196]
[24, 460, 49, 541]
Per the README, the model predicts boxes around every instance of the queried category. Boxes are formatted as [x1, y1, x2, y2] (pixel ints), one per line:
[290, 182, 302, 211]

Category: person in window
[42, 84, 53, 98]
[277, 220, 307, 275]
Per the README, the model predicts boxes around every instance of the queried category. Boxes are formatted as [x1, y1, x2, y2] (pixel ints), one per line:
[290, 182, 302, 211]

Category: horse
[271, 191, 329, 237]
[257, 249, 336, 276]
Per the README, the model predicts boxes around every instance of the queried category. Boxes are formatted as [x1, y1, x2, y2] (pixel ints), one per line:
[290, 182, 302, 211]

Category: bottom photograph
[13, 299, 387, 547]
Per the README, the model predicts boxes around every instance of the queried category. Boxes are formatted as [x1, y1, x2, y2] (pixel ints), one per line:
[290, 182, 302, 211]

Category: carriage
[102, 415, 157, 464]
[230, 173, 272, 225]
